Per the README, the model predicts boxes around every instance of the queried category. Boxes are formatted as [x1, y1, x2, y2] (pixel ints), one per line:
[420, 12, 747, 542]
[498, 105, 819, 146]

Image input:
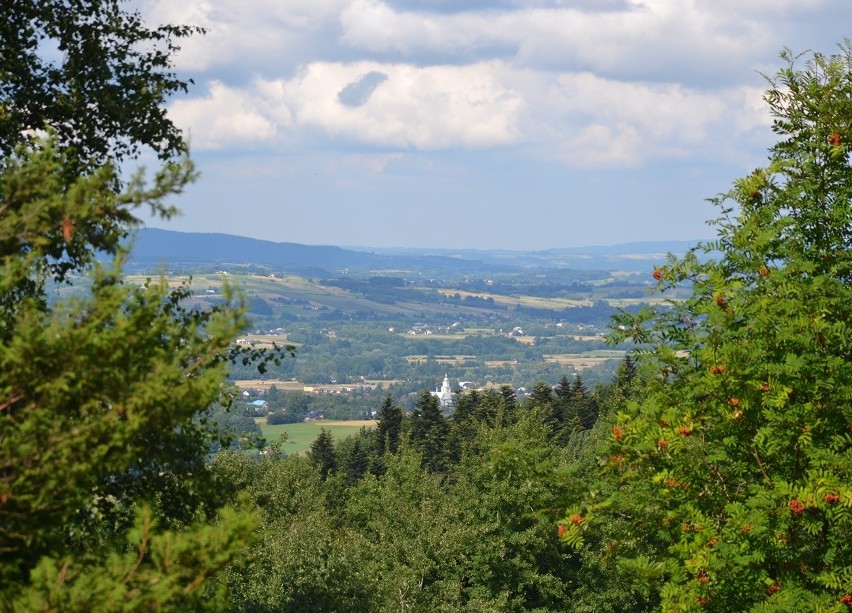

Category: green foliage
[7, 506, 257, 612]
[0, 5, 288, 603]
[571, 42, 852, 611]
[410, 389, 449, 473]
[210, 452, 369, 612]
[0, 0, 199, 166]
[375, 394, 403, 454]
[216, 411, 580, 613]
[0, 137, 272, 607]
[309, 428, 337, 479]
[206, 403, 265, 451]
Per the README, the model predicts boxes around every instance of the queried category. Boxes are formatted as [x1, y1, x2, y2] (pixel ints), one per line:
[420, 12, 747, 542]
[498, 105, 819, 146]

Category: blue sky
[140, 0, 851, 250]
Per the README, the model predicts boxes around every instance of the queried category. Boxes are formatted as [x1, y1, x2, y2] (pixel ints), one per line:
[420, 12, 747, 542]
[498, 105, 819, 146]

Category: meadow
[259, 419, 377, 455]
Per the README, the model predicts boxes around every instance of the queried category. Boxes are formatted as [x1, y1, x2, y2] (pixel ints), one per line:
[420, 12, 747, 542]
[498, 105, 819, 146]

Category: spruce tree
[411, 390, 448, 473]
[375, 394, 403, 455]
[309, 429, 337, 480]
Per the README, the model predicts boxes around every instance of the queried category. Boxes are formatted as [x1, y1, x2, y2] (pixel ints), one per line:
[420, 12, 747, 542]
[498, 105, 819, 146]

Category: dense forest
[3, 3, 852, 611]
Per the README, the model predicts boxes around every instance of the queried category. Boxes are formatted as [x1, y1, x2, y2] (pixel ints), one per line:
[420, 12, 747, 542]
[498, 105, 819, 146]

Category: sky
[138, 0, 852, 250]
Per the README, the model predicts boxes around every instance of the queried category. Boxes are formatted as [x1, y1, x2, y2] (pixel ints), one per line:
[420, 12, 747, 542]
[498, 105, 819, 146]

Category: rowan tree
[563, 42, 852, 611]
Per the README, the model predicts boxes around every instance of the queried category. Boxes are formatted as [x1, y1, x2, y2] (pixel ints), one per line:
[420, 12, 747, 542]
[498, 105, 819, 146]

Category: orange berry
[825, 493, 840, 504]
[728, 397, 741, 407]
[767, 584, 781, 595]
[715, 294, 727, 308]
[789, 499, 805, 516]
[653, 268, 663, 281]
[710, 365, 727, 375]
[841, 593, 852, 606]
[657, 439, 668, 450]
[829, 132, 842, 146]
[612, 426, 623, 440]
[759, 266, 770, 278]
[571, 513, 583, 525]
[62, 217, 75, 242]
[677, 426, 692, 436]
[557, 524, 567, 538]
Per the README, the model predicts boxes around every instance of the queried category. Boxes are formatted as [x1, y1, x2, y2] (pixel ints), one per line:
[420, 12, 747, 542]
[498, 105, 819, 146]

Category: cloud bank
[136, 0, 851, 249]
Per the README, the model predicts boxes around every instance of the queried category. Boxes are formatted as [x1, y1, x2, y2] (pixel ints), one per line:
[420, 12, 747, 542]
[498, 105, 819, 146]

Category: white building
[431, 374, 454, 408]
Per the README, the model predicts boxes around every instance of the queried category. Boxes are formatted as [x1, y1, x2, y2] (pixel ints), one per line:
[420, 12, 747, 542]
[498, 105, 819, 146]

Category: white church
[431, 374, 454, 409]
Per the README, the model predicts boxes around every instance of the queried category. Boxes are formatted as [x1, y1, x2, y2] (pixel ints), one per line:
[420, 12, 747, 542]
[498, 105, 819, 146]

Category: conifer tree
[375, 394, 403, 455]
[499, 383, 520, 424]
[344, 436, 369, 486]
[410, 390, 448, 473]
[0, 4, 284, 608]
[309, 429, 337, 480]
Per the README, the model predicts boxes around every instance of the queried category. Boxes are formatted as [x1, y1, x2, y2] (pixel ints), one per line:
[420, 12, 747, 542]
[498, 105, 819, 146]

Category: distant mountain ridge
[128, 228, 706, 274]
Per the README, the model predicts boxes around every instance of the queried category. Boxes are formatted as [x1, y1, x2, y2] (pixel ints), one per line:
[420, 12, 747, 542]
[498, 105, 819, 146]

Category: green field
[259, 420, 377, 455]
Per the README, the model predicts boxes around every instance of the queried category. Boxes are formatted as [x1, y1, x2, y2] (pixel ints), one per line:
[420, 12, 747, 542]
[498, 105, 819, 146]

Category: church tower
[431, 373, 454, 408]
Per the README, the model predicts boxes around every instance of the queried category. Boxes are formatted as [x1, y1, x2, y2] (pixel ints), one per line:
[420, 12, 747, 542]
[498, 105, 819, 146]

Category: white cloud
[338, 0, 776, 83]
[170, 56, 780, 166]
[168, 81, 279, 149]
[141, 0, 347, 72]
[517, 70, 769, 166]
[170, 60, 770, 168]
[157, 0, 839, 164]
[173, 62, 523, 150]
[286, 62, 524, 148]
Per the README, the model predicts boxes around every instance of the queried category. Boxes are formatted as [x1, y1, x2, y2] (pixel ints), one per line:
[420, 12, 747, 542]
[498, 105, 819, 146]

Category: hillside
[128, 228, 701, 274]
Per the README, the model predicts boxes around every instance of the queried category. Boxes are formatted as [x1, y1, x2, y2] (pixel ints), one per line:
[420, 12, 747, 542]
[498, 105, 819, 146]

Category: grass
[259, 419, 376, 455]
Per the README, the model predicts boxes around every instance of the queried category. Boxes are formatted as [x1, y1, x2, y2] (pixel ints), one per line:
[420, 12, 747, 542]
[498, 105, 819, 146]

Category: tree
[0, 3, 287, 608]
[564, 42, 852, 611]
[0, 0, 198, 167]
[0, 1, 200, 308]
[571, 375, 598, 430]
[375, 394, 403, 454]
[343, 435, 370, 486]
[499, 383, 519, 424]
[309, 429, 337, 480]
[410, 390, 448, 473]
[0, 139, 266, 610]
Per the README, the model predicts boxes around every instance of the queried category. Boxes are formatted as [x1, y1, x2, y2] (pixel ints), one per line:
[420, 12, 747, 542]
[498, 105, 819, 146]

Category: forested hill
[128, 228, 497, 275]
[130, 227, 700, 273]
